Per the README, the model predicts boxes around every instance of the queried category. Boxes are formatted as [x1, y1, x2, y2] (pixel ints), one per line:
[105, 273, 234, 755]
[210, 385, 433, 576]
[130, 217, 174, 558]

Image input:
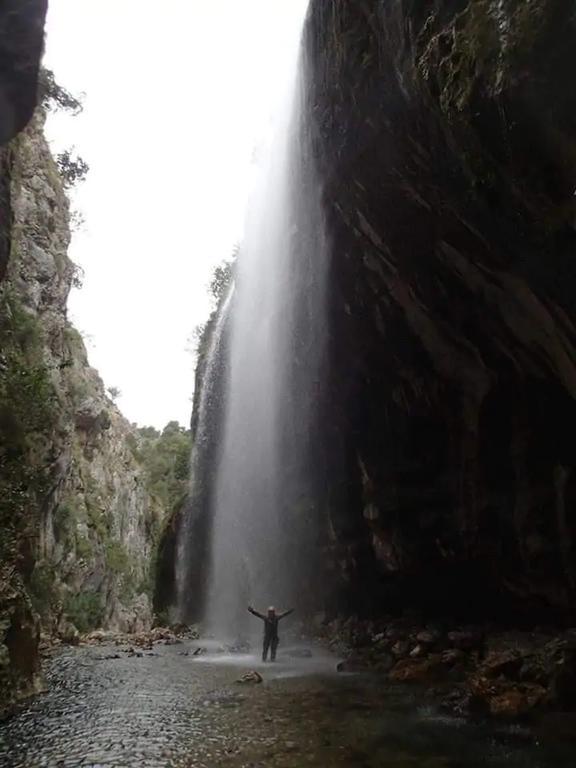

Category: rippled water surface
[1, 640, 575, 767]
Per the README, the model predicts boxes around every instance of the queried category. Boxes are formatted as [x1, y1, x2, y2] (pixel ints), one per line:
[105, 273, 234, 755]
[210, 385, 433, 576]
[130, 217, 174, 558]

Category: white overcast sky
[43, 0, 309, 429]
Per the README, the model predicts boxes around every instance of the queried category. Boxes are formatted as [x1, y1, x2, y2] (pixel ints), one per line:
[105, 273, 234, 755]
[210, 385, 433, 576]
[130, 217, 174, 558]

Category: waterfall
[178, 0, 327, 639]
[175, 290, 232, 621]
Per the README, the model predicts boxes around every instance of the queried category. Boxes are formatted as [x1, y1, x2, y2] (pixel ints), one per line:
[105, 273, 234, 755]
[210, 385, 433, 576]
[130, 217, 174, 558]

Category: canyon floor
[0, 638, 575, 768]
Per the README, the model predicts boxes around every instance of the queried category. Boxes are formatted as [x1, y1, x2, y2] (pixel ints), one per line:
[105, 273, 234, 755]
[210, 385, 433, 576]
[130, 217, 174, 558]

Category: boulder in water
[389, 654, 448, 683]
[236, 670, 263, 685]
[58, 622, 80, 646]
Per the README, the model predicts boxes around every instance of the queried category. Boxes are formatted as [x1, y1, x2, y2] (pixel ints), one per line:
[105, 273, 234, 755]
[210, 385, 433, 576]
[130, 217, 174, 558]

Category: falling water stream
[177, 0, 327, 639]
[175, 290, 232, 619]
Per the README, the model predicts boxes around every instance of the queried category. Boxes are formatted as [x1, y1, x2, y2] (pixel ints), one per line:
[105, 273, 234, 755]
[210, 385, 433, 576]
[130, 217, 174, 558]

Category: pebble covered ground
[0, 639, 575, 768]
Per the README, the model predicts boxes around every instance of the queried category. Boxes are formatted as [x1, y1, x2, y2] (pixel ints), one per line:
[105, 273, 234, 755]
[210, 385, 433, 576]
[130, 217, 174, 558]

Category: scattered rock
[391, 640, 411, 658]
[439, 688, 471, 716]
[236, 670, 263, 685]
[170, 622, 199, 639]
[325, 617, 576, 723]
[416, 630, 442, 647]
[441, 649, 466, 666]
[384, 624, 403, 641]
[488, 685, 546, 718]
[481, 650, 525, 680]
[467, 674, 547, 719]
[58, 622, 80, 646]
[389, 654, 446, 683]
[83, 630, 110, 645]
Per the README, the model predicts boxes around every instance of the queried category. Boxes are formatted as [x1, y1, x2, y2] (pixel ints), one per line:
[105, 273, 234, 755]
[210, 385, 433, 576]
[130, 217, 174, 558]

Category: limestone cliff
[0, 106, 167, 712]
[305, 0, 576, 623]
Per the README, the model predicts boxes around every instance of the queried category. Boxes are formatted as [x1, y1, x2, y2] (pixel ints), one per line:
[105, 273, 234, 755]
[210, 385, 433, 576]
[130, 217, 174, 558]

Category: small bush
[53, 503, 75, 544]
[209, 258, 234, 305]
[75, 535, 92, 561]
[40, 69, 83, 114]
[105, 540, 129, 574]
[56, 150, 89, 188]
[29, 563, 56, 617]
[64, 591, 104, 633]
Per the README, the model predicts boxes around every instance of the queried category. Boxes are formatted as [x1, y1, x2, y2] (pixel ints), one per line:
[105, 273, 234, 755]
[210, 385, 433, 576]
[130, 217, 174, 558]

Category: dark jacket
[248, 607, 294, 639]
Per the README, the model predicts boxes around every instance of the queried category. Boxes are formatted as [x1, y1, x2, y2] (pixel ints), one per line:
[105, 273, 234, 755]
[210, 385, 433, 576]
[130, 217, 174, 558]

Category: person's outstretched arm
[278, 609, 294, 620]
[247, 605, 265, 620]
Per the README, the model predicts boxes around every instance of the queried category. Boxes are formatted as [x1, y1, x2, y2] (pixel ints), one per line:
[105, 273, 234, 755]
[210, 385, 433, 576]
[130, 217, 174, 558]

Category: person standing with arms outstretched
[248, 605, 294, 662]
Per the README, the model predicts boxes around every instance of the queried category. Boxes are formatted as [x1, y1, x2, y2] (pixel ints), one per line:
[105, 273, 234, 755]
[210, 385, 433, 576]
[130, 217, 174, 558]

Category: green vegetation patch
[64, 591, 104, 633]
[29, 563, 57, 619]
[136, 421, 191, 514]
[0, 291, 60, 604]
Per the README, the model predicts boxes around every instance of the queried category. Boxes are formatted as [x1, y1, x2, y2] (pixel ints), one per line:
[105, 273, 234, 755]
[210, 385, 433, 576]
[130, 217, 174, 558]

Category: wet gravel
[1, 641, 576, 768]
[0, 641, 245, 768]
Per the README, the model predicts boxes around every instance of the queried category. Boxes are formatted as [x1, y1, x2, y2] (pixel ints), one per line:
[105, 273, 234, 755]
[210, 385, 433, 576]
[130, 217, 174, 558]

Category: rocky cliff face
[0, 106, 166, 712]
[0, 0, 47, 147]
[305, 0, 576, 623]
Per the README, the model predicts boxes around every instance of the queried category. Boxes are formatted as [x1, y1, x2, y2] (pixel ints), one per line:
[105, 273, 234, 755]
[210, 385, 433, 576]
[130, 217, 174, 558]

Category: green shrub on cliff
[105, 540, 129, 574]
[53, 503, 75, 547]
[135, 421, 191, 513]
[39, 69, 83, 115]
[209, 258, 234, 305]
[56, 149, 89, 188]
[191, 256, 235, 363]
[29, 563, 57, 619]
[0, 292, 59, 567]
[64, 592, 103, 634]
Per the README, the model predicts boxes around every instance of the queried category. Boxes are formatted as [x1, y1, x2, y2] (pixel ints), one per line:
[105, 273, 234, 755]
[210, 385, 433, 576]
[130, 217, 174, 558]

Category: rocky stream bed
[1, 630, 576, 768]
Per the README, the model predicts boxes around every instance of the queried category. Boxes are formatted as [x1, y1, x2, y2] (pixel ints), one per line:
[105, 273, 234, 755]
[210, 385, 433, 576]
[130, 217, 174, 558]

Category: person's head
[267, 606, 276, 617]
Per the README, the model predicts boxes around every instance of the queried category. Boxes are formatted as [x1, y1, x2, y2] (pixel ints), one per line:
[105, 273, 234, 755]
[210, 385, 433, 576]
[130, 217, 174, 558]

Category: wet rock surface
[302, 0, 576, 624]
[1, 638, 576, 767]
[327, 616, 576, 723]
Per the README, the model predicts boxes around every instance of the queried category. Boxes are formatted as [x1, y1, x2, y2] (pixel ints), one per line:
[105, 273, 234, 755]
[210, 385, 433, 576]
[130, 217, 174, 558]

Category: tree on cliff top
[135, 422, 191, 513]
[190, 250, 237, 363]
[39, 70, 90, 189]
[209, 256, 235, 306]
[39, 68, 83, 114]
[56, 149, 89, 188]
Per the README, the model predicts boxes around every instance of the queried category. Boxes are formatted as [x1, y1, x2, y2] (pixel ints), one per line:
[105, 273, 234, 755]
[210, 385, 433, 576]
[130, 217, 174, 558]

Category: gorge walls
[306, 0, 576, 623]
[0, 97, 169, 711]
